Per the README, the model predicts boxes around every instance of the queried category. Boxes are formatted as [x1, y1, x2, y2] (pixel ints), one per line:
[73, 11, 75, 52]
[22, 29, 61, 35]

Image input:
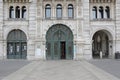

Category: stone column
[83, 0, 92, 60]
[97, 5, 100, 19]
[0, 41, 4, 60]
[52, 0, 55, 19]
[74, 40, 84, 60]
[0, 0, 4, 60]
[27, 0, 37, 60]
[63, 0, 66, 19]
[104, 6, 106, 19]
[115, 0, 120, 52]
[20, 6, 22, 19]
[14, 5, 16, 18]
[34, 38, 46, 60]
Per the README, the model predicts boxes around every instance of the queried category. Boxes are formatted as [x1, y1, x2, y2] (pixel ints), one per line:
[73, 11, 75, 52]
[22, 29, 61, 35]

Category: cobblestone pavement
[1, 60, 120, 80]
[89, 59, 120, 79]
[0, 60, 30, 80]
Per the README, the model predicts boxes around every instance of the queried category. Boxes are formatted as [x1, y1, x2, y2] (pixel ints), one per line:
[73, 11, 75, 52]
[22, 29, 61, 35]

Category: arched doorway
[7, 29, 27, 59]
[46, 24, 73, 60]
[92, 30, 113, 59]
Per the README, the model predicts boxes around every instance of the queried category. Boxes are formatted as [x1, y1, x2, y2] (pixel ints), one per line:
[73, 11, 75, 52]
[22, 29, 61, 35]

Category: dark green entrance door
[46, 24, 73, 60]
[61, 42, 66, 59]
[7, 30, 27, 59]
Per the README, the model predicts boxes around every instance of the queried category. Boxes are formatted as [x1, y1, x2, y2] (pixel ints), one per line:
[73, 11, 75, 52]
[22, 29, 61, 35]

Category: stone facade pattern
[0, 0, 119, 60]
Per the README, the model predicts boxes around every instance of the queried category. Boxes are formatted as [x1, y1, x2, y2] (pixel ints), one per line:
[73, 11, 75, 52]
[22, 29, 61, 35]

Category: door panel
[60, 42, 66, 59]
[7, 43, 15, 59]
[53, 41, 60, 59]
[21, 42, 27, 59]
[46, 42, 52, 60]
[7, 42, 27, 59]
[7, 30, 27, 59]
[66, 41, 73, 59]
[15, 42, 21, 59]
[46, 24, 73, 60]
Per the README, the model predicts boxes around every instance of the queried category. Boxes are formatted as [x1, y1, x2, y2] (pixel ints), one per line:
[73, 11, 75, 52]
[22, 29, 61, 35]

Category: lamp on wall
[97, 35, 101, 43]
[97, 35, 101, 52]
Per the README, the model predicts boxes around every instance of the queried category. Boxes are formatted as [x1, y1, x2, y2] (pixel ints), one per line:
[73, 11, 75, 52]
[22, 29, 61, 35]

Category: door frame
[46, 24, 74, 60]
[7, 29, 27, 59]
[60, 41, 66, 59]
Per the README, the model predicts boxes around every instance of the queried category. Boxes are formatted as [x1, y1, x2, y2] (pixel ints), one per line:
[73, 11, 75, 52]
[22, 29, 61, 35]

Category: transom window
[22, 6, 27, 18]
[9, 6, 14, 18]
[99, 6, 104, 19]
[56, 4, 62, 19]
[9, 6, 27, 19]
[91, 6, 111, 19]
[90, 0, 115, 20]
[92, 6, 97, 19]
[44, 3, 75, 19]
[45, 4, 51, 19]
[68, 4, 74, 18]
[105, 6, 110, 18]
[16, 6, 20, 18]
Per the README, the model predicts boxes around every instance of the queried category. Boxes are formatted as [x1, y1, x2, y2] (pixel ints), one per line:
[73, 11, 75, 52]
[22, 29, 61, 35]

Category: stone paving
[1, 60, 120, 80]
[0, 60, 30, 80]
[89, 59, 120, 79]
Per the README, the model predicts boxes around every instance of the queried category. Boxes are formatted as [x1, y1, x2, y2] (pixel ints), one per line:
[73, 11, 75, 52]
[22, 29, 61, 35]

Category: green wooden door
[7, 30, 27, 59]
[7, 42, 15, 59]
[15, 42, 21, 59]
[46, 24, 73, 60]
[21, 42, 27, 59]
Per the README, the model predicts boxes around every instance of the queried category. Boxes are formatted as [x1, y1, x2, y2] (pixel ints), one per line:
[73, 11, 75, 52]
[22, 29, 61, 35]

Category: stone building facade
[0, 0, 119, 60]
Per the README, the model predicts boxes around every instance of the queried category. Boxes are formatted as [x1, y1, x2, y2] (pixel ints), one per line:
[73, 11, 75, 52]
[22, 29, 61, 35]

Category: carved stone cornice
[89, 0, 116, 3]
[3, 0, 30, 3]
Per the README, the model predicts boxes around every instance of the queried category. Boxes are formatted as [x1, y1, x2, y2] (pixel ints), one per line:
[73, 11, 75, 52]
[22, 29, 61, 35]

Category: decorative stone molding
[89, 0, 115, 3]
[3, 0, 30, 3]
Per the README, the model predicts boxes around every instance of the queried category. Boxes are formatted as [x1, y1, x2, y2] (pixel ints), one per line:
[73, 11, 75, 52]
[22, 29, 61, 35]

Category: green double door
[46, 24, 73, 60]
[7, 42, 27, 59]
[7, 30, 27, 59]
[47, 41, 73, 60]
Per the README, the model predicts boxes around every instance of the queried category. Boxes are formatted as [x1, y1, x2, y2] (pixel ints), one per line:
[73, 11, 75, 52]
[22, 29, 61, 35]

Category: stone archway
[46, 24, 73, 60]
[7, 29, 27, 59]
[92, 30, 113, 59]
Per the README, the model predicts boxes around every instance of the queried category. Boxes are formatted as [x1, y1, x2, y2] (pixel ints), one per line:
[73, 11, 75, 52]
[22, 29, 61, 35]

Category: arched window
[45, 4, 51, 18]
[68, 4, 74, 18]
[99, 6, 104, 18]
[105, 6, 110, 18]
[56, 4, 62, 19]
[9, 6, 14, 18]
[16, 6, 20, 18]
[92, 6, 97, 19]
[22, 6, 27, 18]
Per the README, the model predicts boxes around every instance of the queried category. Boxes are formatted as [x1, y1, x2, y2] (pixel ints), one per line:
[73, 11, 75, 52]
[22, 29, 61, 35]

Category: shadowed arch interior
[7, 29, 27, 59]
[92, 30, 113, 59]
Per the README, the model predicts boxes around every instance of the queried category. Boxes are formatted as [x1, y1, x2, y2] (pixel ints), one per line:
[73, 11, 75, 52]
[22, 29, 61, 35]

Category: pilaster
[115, 0, 120, 52]
[27, 0, 37, 60]
[0, 0, 3, 59]
[83, 0, 92, 59]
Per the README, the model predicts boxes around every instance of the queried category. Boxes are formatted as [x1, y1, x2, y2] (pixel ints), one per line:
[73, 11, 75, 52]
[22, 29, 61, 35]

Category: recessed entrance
[46, 24, 73, 60]
[92, 30, 113, 59]
[7, 30, 27, 59]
